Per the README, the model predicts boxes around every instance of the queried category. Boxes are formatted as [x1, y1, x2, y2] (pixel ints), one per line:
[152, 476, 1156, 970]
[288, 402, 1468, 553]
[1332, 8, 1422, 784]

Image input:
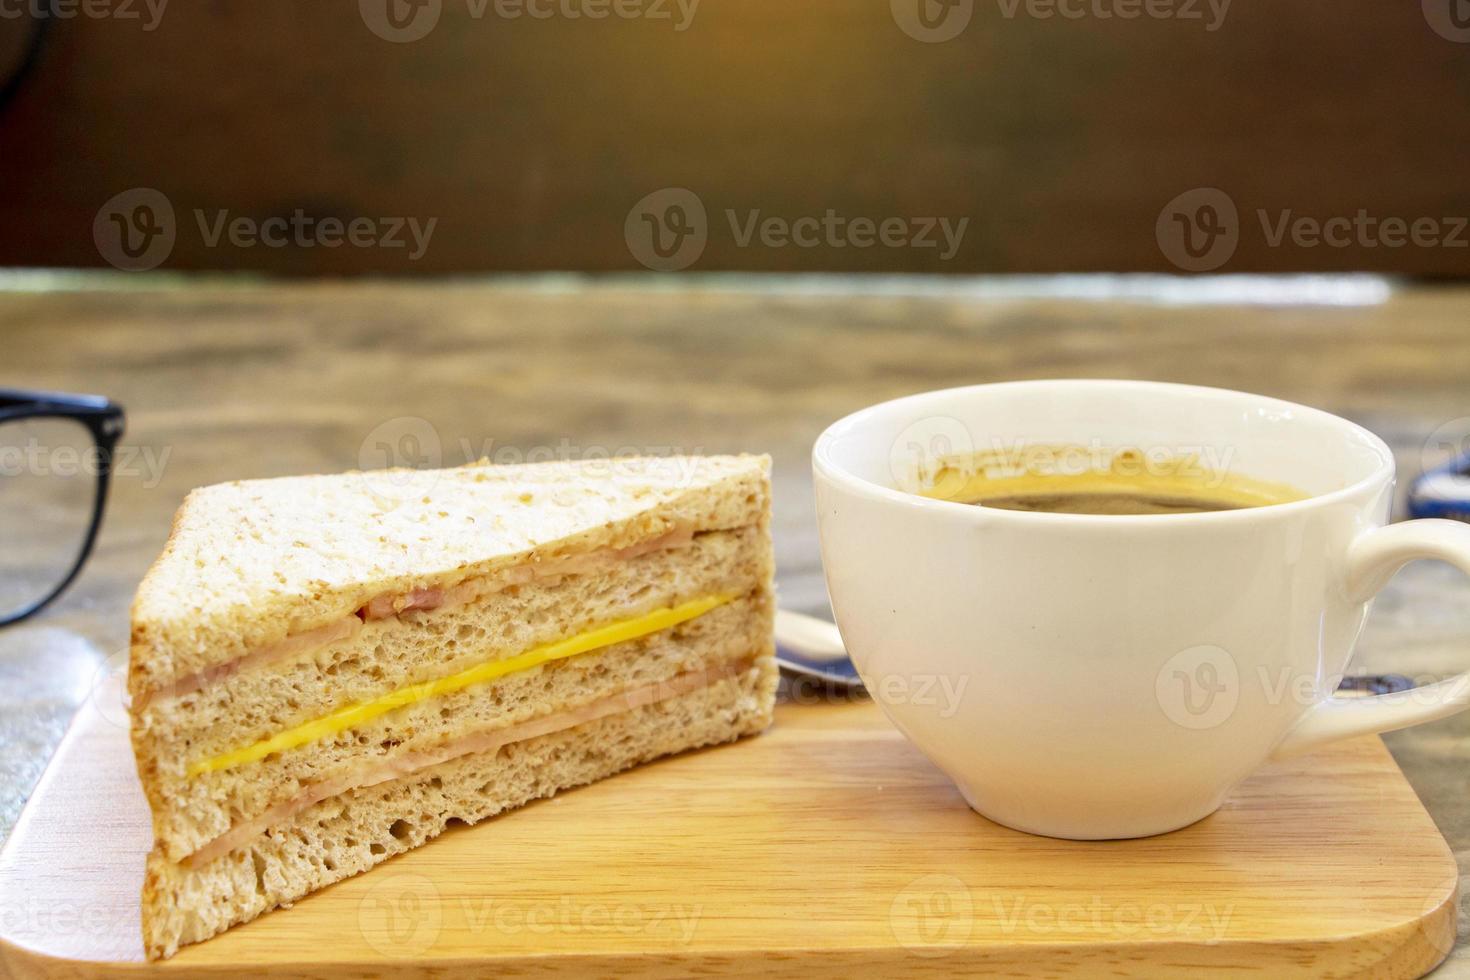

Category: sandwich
[127, 455, 776, 959]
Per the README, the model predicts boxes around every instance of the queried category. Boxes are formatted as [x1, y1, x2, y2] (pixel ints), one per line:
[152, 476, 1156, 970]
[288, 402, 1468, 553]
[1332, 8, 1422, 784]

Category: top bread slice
[128, 455, 771, 701]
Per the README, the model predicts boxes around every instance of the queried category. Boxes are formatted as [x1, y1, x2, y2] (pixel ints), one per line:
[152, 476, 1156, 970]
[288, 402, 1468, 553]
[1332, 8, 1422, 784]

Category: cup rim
[812, 379, 1396, 526]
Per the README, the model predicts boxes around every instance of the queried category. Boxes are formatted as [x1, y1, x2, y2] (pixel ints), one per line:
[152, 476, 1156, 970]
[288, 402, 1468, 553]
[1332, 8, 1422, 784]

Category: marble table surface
[1, 272, 1468, 973]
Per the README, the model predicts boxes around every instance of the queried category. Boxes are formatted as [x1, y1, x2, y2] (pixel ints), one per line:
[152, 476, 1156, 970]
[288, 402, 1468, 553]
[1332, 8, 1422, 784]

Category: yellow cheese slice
[187, 591, 737, 777]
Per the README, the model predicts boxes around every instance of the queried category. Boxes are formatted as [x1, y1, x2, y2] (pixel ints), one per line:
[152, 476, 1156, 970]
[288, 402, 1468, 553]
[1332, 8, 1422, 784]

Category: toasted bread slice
[128, 455, 776, 959]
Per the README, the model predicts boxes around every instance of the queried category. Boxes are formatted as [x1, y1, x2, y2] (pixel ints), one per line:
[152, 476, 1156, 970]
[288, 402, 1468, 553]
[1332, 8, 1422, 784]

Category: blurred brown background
[0, 0, 1467, 276]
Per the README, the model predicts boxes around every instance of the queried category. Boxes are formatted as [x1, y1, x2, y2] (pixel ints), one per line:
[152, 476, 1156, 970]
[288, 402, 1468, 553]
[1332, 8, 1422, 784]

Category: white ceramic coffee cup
[813, 379, 1470, 840]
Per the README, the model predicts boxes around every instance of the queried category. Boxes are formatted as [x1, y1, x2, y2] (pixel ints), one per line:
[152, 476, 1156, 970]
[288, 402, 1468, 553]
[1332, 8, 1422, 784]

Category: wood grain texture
[0, 2, 1468, 274]
[0, 682, 1458, 978]
[2, 277, 1470, 975]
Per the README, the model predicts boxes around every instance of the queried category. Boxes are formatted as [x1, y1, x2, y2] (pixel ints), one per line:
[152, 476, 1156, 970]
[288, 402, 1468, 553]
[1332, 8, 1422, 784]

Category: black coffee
[973, 491, 1248, 515]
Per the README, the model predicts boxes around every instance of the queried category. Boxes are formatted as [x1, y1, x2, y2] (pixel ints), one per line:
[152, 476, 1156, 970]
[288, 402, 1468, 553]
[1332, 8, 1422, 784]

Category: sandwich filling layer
[144, 654, 777, 960]
[187, 590, 742, 778]
[138, 527, 698, 709]
[183, 658, 755, 867]
[141, 526, 771, 863]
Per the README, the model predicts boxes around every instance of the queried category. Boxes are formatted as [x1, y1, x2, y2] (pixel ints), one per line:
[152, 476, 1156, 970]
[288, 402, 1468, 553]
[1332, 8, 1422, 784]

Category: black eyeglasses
[0, 388, 125, 626]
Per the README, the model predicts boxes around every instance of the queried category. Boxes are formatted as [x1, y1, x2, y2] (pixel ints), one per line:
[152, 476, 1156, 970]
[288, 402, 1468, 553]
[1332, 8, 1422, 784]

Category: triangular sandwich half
[128, 455, 776, 959]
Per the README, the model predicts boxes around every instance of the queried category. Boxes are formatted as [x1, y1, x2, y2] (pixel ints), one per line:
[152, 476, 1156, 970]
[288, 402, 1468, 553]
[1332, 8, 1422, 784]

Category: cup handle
[1271, 519, 1470, 760]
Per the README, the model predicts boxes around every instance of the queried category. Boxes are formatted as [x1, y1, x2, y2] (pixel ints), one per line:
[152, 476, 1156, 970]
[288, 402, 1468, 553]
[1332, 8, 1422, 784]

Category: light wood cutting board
[0, 680, 1458, 979]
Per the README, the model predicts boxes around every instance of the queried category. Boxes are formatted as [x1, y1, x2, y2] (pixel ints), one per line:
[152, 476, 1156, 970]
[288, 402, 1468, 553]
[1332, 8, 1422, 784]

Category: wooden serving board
[0, 680, 1459, 979]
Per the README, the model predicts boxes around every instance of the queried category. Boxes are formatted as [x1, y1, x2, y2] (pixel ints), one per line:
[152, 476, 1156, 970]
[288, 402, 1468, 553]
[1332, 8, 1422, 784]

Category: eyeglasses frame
[0, 388, 125, 626]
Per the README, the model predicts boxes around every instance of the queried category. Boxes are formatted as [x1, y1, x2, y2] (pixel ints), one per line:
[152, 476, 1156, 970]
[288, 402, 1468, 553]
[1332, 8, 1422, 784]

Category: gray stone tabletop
[1, 273, 1467, 973]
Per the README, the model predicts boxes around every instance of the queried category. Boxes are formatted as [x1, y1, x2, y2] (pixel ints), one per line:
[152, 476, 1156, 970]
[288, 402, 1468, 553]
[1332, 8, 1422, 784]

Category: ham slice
[184, 659, 748, 867]
[360, 587, 446, 621]
[137, 528, 696, 709]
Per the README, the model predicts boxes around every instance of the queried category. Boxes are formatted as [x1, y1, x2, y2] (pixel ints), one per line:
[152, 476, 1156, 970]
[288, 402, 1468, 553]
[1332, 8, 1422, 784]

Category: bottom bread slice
[142, 659, 776, 959]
